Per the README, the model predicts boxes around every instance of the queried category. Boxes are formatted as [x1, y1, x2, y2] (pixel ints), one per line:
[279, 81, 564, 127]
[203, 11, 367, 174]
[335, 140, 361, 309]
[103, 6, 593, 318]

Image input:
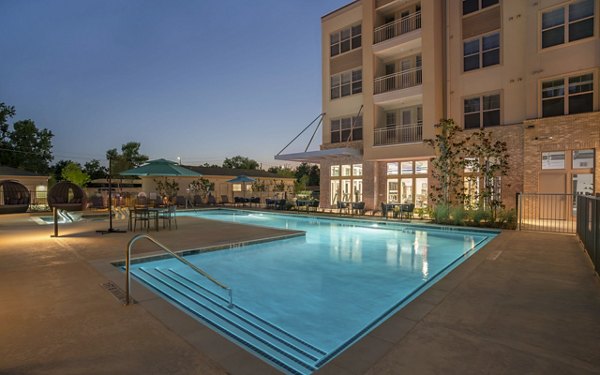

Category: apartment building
[311, 0, 600, 213]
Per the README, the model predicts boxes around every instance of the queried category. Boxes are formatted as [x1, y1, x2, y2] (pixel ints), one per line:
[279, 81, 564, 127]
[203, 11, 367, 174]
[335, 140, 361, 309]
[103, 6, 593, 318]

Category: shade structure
[119, 159, 202, 177]
[226, 175, 256, 204]
[226, 175, 256, 184]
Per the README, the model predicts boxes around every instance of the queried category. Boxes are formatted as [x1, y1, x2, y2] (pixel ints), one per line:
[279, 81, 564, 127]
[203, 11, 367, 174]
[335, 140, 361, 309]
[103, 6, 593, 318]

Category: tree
[463, 130, 510, 218]
[268, 166, 295, 178]
[0, 102, 54, 174]
[62, 162, 91, 187]
[425, 119, 466, 208]
[0, 103, 16, 160]
[106, 142, 149, 176]
[83, 159, 108, 180]
[293, 163, 320, 187]
[52, 160, 77, 181]
[201, 162, 220, 168]
[154, 178, 179, 203]
[222, 155, 259, 170]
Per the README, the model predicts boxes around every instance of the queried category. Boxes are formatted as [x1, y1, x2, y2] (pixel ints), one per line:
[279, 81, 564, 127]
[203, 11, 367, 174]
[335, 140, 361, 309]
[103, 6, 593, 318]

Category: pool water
[128, 209, 496, 374]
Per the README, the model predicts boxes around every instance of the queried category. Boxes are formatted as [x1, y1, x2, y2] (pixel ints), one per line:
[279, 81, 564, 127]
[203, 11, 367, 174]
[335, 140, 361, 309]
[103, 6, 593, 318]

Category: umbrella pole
[97, 157, 126, 235]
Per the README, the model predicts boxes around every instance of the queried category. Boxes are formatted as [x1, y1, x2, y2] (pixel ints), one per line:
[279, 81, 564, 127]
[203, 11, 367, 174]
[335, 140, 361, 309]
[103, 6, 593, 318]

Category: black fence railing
[517, 193, 577, 233]
[576, 194, 600, 275]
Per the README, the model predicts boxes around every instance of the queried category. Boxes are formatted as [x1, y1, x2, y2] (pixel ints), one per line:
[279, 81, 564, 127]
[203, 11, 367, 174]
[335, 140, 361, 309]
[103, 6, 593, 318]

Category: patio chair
[220, 195, 231, 205]
[380, 202, 392, 219]
[159, 205, 177, 230]
[175, 195, 186, 208]
[351, 202, 365, 215]
[207, 194, 217, 206]
[132, 205, 149, 231]
[399, 203, 415, 220]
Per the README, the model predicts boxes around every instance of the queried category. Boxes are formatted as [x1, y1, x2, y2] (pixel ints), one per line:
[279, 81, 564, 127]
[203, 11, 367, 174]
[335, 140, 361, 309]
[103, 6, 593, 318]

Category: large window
[541, 0, 594, 49]
[330, 163, 363, 204]
[386, 160, 428, 207]
[463, 0, 499, 16]
[542, 73, 593, 117]
[331, 69, 362, 99]
[330, 24, 362, 57]
[464, 32, 500, 72]
[464, 93, 500, 129]
[330, 115, 363, 143]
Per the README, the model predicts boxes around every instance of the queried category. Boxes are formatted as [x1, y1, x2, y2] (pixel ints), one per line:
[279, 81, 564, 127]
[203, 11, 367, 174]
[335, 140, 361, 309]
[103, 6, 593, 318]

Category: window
[464, 93, 500, 129]
[387, 162, 399, 175]
[415, 160, 428, 174]
[341, 164, 352, 177]
[541, 0, 594, 49]
[542, 73, 593, 117]
[330, 24, 362, 57]
[401, 161, 413, 175]
[387, 179, 399, 202]
[330, 163, 364, 203]
[233, 184, 242, 192]
[331, 69, 362, 99]
[464, 32, 500, 72]
[331, 165, 340, 177]
[330, 115, 363, 143]
[573, 149, 594, 168]
[542, 151, 565, 169]
[463, 0, 499, 16]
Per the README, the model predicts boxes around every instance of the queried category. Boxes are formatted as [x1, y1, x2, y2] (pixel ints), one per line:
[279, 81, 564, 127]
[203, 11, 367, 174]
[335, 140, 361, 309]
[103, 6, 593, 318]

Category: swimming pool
[127, 209, 497, 374]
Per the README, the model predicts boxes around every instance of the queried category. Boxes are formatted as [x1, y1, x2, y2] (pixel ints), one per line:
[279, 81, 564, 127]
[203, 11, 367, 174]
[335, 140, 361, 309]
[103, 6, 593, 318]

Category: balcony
[374, 12, 421, 44]
[374, 67, 422, 95]
[374, 122, 423, 146]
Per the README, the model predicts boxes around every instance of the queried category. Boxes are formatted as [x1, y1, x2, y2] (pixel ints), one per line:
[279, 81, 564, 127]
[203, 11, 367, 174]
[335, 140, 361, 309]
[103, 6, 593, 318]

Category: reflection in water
[385, 230, 429, 278]
[329, 226, 362, 263]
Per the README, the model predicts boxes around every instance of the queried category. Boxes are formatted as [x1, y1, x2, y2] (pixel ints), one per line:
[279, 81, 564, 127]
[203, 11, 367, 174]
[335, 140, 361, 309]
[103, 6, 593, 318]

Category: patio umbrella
[226, 175, 256, 202]
[120, 159, 202, 204]
[119, 159, 202, 177]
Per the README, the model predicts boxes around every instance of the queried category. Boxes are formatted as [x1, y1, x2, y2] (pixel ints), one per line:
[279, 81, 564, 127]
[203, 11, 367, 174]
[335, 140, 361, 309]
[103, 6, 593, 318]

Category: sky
[0, 0, 350, 169]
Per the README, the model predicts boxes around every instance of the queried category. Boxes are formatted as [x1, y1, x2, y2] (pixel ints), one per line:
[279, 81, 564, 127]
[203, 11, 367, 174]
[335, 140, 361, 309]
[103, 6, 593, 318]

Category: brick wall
[522, 112, 600, 194]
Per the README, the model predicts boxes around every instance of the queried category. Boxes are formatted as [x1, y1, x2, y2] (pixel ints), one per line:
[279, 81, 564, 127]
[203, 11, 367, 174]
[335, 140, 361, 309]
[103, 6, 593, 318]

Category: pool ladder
[125, 234, 234, 308]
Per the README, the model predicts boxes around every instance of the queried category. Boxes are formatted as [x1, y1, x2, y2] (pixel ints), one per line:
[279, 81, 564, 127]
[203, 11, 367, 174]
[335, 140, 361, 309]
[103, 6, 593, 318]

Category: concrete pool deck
[1, 211, 599, 374]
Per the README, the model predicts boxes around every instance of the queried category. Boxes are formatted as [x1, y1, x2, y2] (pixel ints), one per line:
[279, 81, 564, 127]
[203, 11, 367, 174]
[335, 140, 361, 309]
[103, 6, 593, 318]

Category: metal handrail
[374, 11, 422, 44]
[374, 67, 422, 94]
[125, 234, 233, 307]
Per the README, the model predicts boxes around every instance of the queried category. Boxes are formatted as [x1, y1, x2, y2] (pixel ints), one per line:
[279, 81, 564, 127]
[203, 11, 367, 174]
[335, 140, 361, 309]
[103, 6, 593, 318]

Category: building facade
[317, 0, 600, 214]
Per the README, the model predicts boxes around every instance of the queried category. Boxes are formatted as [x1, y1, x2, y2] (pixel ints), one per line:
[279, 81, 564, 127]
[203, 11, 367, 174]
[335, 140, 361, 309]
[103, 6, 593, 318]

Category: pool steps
[133, 267, 327, 374]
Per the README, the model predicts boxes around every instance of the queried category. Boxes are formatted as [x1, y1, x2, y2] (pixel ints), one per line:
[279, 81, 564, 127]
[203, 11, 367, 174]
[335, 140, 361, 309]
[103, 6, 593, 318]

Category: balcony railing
[374, 67, 422, 95]
[374, 122, 423, 146]
[374, 11, 421, 44]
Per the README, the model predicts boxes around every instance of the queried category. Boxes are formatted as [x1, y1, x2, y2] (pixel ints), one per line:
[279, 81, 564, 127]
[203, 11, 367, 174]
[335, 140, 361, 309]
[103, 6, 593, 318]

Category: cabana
[48, 181, 88, 211]
[0, 180, 30, 214]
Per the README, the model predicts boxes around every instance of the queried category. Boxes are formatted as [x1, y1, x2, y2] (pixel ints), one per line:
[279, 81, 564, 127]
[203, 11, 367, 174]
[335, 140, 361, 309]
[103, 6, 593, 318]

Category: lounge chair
[220, 195, 231, 205]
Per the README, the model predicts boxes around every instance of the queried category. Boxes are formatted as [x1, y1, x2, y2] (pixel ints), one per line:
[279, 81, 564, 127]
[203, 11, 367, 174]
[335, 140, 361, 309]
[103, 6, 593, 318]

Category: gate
[517, 193, 577, 233]
[576, 195, 600, 274]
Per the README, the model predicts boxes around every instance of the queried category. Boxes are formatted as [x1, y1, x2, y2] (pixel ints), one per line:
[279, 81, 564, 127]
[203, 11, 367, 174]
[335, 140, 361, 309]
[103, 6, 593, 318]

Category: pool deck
[1, 211, 599, 374]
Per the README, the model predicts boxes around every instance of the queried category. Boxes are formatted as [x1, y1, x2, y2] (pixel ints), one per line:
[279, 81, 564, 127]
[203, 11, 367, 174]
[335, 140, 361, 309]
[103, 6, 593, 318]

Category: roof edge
[321, 0, 361, 21]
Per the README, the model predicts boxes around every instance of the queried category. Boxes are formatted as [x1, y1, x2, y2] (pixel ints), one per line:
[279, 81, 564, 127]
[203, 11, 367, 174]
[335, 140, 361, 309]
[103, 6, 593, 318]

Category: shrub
[472, 209, 491, 225]
[432, 204, 450, 224]
[450, 206, 466, 226]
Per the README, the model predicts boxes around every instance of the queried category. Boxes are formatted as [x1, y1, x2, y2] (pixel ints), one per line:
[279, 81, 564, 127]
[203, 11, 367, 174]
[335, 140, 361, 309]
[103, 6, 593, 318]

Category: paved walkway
[1, 212, 599, 374]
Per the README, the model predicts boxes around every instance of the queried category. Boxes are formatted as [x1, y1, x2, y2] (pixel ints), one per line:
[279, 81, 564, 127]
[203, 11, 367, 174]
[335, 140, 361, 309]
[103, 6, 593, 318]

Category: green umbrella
[120, 159, 202, 177]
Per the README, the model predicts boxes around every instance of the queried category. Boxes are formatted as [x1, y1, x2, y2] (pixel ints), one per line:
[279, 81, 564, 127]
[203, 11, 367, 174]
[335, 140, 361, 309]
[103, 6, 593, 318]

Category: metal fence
[517, 193, 577, 233]
[576, 194, 600, 275]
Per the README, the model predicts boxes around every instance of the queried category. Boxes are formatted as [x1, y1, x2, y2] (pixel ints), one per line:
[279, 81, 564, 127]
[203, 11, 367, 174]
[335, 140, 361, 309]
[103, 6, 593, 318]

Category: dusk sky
[0, 0, 350, 168]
